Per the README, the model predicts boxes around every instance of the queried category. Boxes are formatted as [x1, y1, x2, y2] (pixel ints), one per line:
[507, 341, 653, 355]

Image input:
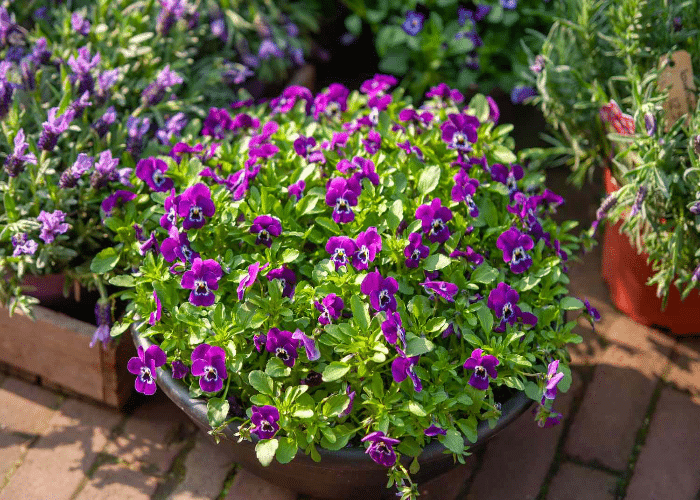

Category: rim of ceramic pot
[131, 326, 532, 463]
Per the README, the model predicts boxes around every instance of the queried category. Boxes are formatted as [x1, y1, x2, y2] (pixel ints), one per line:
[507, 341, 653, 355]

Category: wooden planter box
[0, 305, 135, 407]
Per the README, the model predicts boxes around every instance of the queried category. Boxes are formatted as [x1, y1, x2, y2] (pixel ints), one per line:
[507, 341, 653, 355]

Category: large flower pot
[131, 329, 531, 499]
[602, 169, 700, 335]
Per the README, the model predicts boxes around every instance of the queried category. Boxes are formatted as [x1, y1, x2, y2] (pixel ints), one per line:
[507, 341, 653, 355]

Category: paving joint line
[215, 463, 239, 500]
[150, 429, 199, 500]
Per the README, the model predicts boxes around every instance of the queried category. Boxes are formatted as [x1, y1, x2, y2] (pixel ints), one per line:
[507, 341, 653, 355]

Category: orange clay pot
[601, 169, 700, 335]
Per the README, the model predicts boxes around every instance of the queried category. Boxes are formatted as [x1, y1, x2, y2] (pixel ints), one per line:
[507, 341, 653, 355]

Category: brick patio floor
[2, 168, 700, 500]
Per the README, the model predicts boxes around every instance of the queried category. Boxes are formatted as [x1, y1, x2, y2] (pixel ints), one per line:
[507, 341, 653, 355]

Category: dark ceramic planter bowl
[132, 329, 532, 499]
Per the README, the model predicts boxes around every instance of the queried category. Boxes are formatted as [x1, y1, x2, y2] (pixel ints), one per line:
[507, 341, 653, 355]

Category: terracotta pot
[601, 169, 700, 335]
[131, 328, 531, 499]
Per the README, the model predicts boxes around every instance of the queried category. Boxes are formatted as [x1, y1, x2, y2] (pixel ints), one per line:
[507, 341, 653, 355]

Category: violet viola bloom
[177, 183, 215, 230]
[381, 311, 406, 346]
[326, 236, 357, 270]
[362, 130, 382, 155]
[292, 329, 320, 361]
[237, 261, 269, 301]
[424, 424, 447, 437]
[487, 282, 538, 332]
[11, 233, 38, 257]
[425, 83, 464, 103]
[160, 189, 180, 230]
[4, 129, 37, 177]
[251, 405, 280, 440]
[398, 108, 434, 130]
[543, 360, 564, 401]
[487, 96, 500, 124]
[248, 121, 279, 148]
[202, 108, 234, 139]
[288, 180, 305, 201]
[325, 177, 361, 224]
[315, 294, 345, 325]
[402, 11, 425, 36]
[160, 226, 199, 264]
[101, 190, 136, 217]
[265, 328, 301, 367]
[463, 349, 499, 390]
[421, 280, 459, 302]
[270, 85, 313, 115]
[441, 113, 479, 153]
[90, 303, 110, 348]
[353, 227, 382, 270]
[361, 271, 399, 313]
[452, 170, 480, 217]
[37, 210, 69, 243]
[171, 360, 188, 379]
[135, 157, 174, 192]
[397, 140, 424, 161]
[181, 258, 223, 307]
[38, 107, 74, 151]
[404, 232, 429, 268]
[313, 83, 349, 120]
[416, 198, 453, 243]
[583, 298, 601, 331]
[250, 215, 282, 248]
[491, 163, 523, 198]
[267, 266, 296, 298]
[360, 74, 397, 97]
[127, 345, 166, 395]
[496, 227, 534, 274]
[149, 290, 162, 326]
[361, 431, 400, 467]
[191, 344, 228, 393]
[449, 245, 484, 266]
[392, 348, 422, 392]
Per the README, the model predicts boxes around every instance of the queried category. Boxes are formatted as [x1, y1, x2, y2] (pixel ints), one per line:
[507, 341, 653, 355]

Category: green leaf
[386, 199, 404, 233]
[417, 165, 441, 196]
[397, 437, 422, 457]
[471, 264, 498, 284]
[207, 397, 230, 428]
[475, 303, 493, 334]
[423, 254, 452, 271]
[275, 437, 297, 464]
[322, 362, 350, 382]
[255, 439, 279, 467]
[560, 297, 585, 310]
[350, 294, 370, 331]
[405, 337, 435, 357]
[345, 14, 362, 36]
[468, 94, 490, 123]
[91, 247, 121, 273]
[249, 370, 274, 396]
[441, 429, 464, 454]
[266, 358, 291, 378]
[490, 145, 517, 164]
[280, 248, 299, 264]
[406, 401, 427, 417]
[524, 381, 541, 401]
[322, 394, 350, 418]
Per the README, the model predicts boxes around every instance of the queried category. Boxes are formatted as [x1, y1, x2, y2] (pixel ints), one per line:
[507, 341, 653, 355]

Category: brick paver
[467, 371, 583, 500]
[418, 459, 476, 500]
[0, 398, 121, 500]
[170, 432, 237, 500]
[0, 431, 30, 482]
[666, 337, 700, 404]
[224, 469, 297, 500]
[546, 462, 619, 500]
[0, 377, 62, 434]
[74, 463, 160, 500]
[624, 387, 700, 500]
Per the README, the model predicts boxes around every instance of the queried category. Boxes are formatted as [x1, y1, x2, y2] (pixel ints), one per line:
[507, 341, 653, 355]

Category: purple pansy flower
[353, 227, 382, 270]
[397, 140, 424, 160]
[487, 282, 538, 332]
[270, 85, 313, 115]
[361, 271, 399, 312]
[159, 189, 180, 230]
[251, 405, 280, 440]
[463, 348, 499, 390]
[202, 108, 234, 139]
[267, 266, 296, 298]
[291, 329, 320, 361]
[135, 157, 174, 192]
[543, 360, 564, 401]
[313, 83, 349, 120]
[171, 360, 188, 379]
[4, 129, 37, 177]
[101, 190, 136, 217]
[496, 227, 534, 274]
[160, 227, 199, 263]
[491, 163, 523, 198]
[362, 129, 382, 155]
[351, 158, 380, 187]
[424, 424, 447, 437]
[325, 177, 361, 224]
[265, 328, 301, 367]
[237, 262, 269, 301]
[340, 385, 356, 417]
[37, 210, 70, 243]
[139, 231, 159, 256]
[326, 236, 358, 270]
[421, 280, 459, 302]
[149, 290, 162, 326]
[402, 11, 425, 36]
[426, 83, 464, 103]
[181, 258, 223, 307]
[11, 233, 38, 257]
[381, 311, 406, 346]
[191, 344, 228, 393]
[404, 232, 430, 269]
[392, 348, 422, 392]
[288, 180, 306, 201]
[315, 294, 345, 325]
[583, 298, 601, 331]
[486, 96, 500, 123]
[534, 404, 563, 428]
[441, 113, 479, 152]
[450, 245, 484, 266]
[452, 170, 480, 217]
[248, 121, 279, 148]
[360, 74, 397, 96]
[177, 183, 215, 230]
[250, 215, 282, 248]
[127, 345, 167, 395]
[361, 431, 400, 467]
[416, 198, 453, 244]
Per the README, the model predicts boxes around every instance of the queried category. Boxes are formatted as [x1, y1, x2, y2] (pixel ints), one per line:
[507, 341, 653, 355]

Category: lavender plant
[105, 77, 595, 498]
[520, 0, 700, 303]
[341, 0, 555, 100]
